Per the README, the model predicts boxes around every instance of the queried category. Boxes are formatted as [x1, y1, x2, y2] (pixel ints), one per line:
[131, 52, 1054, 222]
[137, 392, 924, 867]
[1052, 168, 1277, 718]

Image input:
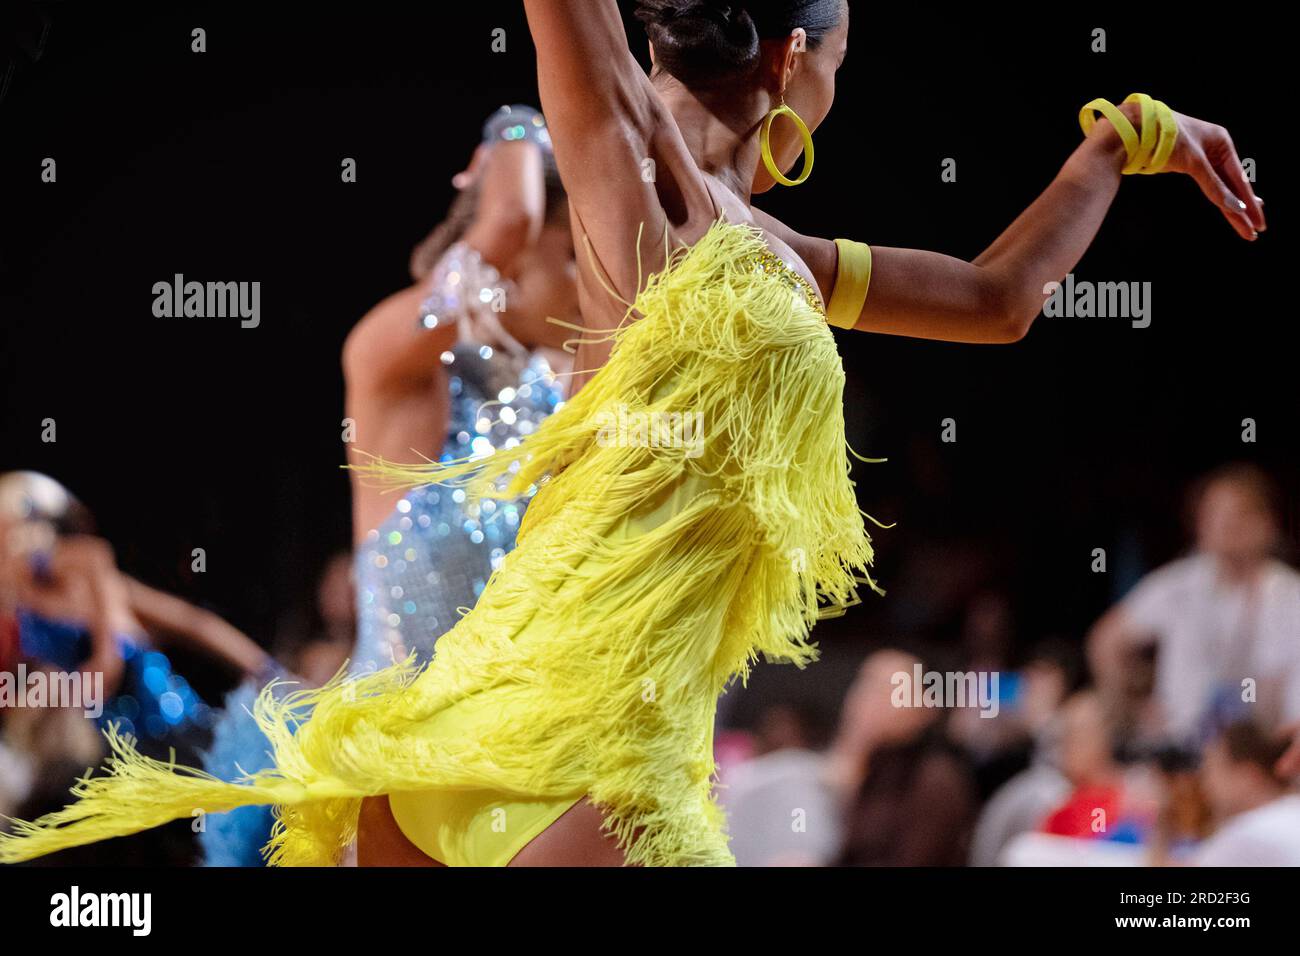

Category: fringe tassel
[0, 219, 880, 867]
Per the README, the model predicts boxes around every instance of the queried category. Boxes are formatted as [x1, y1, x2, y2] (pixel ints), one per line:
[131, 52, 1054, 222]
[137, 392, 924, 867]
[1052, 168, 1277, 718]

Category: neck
[652, 72, 773, 204]
[1213, 552, 1267, 584]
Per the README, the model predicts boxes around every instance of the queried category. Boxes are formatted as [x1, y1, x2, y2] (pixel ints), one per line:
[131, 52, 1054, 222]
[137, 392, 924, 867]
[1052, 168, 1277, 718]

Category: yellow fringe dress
[0, 219, 876, 867]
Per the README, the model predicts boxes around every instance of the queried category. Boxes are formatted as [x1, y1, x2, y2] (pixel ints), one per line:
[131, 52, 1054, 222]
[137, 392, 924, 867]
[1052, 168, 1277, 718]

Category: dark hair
[635, 0, 843, 87]
[1218, 720, 1289, 782]
[1024, 636, 1086, 695]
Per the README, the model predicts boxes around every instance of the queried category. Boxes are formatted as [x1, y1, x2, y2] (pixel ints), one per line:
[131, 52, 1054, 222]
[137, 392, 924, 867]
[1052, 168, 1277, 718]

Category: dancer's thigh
[507, 797, 628, 867]
[357, 794, 447, 867]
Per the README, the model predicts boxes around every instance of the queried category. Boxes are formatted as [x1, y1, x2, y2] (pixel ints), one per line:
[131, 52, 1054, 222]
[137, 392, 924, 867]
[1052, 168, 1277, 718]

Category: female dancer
[0, 1, 1261, 867]
[195, 105, 577, 865]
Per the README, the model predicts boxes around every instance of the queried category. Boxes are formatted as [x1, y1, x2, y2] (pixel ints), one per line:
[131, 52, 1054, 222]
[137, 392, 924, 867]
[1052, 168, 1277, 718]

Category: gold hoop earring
[759, 102, 814, 187]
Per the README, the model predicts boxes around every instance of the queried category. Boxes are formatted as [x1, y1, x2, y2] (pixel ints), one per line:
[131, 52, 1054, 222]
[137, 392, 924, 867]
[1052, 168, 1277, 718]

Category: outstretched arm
[784, 102, 1265, 344]
[125, 577, 270, 677]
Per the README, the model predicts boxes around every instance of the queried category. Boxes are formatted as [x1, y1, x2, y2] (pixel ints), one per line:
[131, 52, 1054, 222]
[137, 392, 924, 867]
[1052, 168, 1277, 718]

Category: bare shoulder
[748, 205, 838, 301]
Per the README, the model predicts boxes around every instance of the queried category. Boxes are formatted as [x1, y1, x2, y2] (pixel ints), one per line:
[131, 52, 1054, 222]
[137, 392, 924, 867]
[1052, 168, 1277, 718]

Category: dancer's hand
[51, 535, 130, 697]
[451, 143, 490, 190]
[1162, 111, 1265, 240]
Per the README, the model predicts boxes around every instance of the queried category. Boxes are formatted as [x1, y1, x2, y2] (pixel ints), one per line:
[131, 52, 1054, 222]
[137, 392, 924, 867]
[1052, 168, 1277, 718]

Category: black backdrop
[1, 3, 1292, 711]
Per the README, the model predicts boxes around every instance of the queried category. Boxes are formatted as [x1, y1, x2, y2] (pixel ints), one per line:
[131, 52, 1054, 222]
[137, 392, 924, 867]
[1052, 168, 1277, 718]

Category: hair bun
[635, 1, 761, 85]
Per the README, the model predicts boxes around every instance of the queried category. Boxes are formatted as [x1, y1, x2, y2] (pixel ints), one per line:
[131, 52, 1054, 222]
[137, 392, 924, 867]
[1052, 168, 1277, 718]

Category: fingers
[451, 143, 489, 189]
[1212, 133, 1266, 234]
[1188, 154, 1257, 240]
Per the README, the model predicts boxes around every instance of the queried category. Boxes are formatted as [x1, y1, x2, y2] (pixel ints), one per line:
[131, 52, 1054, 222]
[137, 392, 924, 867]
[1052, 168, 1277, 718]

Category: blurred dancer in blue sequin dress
[195, 106, 578, 864]
[343, 104, 577, 674]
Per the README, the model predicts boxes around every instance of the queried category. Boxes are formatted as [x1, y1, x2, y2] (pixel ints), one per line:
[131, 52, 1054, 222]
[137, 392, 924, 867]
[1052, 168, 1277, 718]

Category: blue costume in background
[195, 104, 562, 864]
[353, 343, 562, 673]
[16, 609, 212, 750]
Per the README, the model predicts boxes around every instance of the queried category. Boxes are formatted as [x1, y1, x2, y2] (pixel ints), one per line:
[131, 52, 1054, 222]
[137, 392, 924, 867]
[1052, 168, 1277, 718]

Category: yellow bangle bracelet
[1078, 92, 1179, 174]
[1145, 99, 1179, 175]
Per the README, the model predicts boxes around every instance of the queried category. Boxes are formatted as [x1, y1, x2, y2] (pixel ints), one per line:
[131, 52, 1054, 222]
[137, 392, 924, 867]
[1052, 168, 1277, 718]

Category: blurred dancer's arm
[124, 577, 269, 677]
[342, 139, 551, 541]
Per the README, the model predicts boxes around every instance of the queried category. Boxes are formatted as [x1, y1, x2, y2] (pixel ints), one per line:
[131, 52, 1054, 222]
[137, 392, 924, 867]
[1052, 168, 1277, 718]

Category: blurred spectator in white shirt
[720, 701, 840, 866]
[1194, 720, 1300, 866]
[1089, 464, 1300, 748]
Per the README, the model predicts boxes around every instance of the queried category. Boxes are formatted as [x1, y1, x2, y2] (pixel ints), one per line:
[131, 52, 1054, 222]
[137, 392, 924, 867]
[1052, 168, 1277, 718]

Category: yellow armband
[826, 238, 872, 330]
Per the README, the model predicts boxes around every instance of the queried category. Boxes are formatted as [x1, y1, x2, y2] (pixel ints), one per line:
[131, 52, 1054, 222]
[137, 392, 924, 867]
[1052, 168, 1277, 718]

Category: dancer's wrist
[1084, 100, 1144, 168]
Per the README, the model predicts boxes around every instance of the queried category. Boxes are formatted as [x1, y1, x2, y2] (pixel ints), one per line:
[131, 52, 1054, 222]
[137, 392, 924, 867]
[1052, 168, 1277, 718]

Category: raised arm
[344, 138, 548, 403]
[781, 102, 1265, 344]
[524, 0, 663, 274]
[342, 137, 553, 538]
[524, 1, 709, 306]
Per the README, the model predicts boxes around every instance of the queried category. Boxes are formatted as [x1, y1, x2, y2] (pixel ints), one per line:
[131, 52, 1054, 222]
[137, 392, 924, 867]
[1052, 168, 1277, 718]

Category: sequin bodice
[749, 247, 826, 317]
[352, 344, 564, 673]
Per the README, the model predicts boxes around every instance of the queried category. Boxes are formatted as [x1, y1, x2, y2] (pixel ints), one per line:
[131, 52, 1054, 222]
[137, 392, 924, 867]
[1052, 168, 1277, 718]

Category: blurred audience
[968, 639, 1081, 865]
[720, 701, 839, 866]
[1035, 690, 1153, 842]
[1193, 720, 1300, 866]
[827, 649, 977, 866]
[1088, 463, 1300, 750]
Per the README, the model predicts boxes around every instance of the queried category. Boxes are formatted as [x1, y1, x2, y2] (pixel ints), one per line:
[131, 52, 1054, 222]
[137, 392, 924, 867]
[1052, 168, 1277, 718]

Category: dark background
[1, 3, 1292, 714]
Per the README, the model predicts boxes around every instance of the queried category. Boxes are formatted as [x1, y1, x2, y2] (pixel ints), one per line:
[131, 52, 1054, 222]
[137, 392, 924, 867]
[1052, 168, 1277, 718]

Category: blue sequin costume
[197, 348, 563, 865]
[353, 343, 563, 673]
[15, 610, 213, 751]
[353, 102, 564, 672]
[194, 103, 561, 864]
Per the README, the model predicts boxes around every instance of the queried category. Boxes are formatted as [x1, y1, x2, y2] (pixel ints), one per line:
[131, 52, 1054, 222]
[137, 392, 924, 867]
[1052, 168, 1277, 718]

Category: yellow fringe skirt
[0, 219, 878, 867]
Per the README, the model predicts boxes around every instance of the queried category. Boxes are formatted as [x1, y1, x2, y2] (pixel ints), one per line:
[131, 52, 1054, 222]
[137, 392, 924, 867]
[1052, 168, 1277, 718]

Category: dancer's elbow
[979, 282, 1036, 343]
[997, 308, 1036, 343]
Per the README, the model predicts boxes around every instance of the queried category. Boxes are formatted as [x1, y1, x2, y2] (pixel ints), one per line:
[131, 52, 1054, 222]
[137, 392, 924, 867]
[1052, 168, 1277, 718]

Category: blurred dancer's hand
[81, 647, 126, 699]
[451, 143, 490, 190]
[49, 534, 116, 575]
